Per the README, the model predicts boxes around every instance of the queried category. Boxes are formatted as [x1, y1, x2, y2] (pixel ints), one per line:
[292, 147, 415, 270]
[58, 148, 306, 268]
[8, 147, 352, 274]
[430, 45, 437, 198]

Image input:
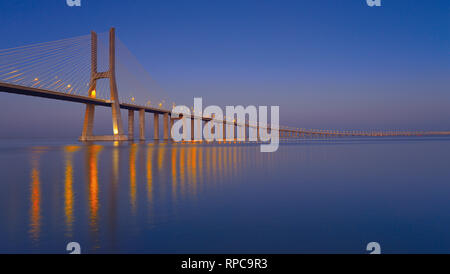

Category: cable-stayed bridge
[0, 28, 448, 141]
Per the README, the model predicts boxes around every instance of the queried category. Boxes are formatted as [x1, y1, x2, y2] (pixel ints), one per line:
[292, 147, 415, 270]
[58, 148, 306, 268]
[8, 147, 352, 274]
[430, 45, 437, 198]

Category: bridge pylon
[80, 28, 127, 141]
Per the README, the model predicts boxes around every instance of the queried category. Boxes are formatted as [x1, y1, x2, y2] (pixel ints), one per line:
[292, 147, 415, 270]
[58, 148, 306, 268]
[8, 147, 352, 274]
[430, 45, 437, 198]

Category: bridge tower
[80, 28, 127, 141]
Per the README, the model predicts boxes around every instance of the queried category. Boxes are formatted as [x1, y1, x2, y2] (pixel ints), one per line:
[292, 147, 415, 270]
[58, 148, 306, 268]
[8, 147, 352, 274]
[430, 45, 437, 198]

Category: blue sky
[0, 0, 448, 137]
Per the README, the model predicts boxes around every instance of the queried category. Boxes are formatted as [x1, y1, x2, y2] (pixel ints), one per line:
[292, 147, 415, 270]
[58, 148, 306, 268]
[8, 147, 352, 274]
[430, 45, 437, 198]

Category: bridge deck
[0, 82, 172, 114]
[1, 82, 449, 136]
[0, 82, 215, 121]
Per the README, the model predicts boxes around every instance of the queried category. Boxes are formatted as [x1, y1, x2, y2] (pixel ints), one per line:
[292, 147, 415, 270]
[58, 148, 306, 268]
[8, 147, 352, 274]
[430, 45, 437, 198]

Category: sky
[0, 0, 448, 138]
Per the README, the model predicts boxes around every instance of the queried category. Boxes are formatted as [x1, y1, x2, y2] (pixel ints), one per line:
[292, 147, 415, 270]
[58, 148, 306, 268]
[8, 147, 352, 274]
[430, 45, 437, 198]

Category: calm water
[1, 137, 450, 254]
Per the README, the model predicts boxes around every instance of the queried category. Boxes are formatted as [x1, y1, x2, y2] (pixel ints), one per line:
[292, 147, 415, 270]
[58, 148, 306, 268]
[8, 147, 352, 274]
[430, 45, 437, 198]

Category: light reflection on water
[64, 145, 79, 238]
[29, 151, 42, 245]
[1, 138, 450, 253]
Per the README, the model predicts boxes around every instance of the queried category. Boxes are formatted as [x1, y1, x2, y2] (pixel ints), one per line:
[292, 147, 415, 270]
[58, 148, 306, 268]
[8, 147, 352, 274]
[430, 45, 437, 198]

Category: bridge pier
[128, 110, 134, 141]
[139, 109, 145, 141]
[163, 113, 169, 140]
[80, 104, 95, 141]
[79, 28, 127, 142]
[153, 113, 159, 140]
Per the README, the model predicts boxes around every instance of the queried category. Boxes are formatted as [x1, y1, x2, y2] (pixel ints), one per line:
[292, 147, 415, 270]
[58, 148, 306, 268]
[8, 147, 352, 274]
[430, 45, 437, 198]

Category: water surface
[1, 137, 450, 253]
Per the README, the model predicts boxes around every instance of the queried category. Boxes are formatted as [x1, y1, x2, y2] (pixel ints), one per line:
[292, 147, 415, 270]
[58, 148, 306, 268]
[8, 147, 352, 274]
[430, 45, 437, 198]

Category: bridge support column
[81, 104, 95, 141]
[79, 28, 127, 141]
[154, 113, 160, 140]
[139, 109, 145, 141]
[163, 113, 169, 140]
[128, 110, 134, 141]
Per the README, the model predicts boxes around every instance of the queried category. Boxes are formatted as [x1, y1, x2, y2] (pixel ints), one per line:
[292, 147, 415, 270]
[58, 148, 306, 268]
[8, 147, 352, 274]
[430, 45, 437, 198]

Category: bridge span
[2, 80, 448, 141]
[0, 28, 449, 142]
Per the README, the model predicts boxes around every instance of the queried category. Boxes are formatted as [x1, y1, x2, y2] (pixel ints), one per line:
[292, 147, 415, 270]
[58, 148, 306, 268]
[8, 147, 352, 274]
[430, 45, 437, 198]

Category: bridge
[0, 28, 448, 142]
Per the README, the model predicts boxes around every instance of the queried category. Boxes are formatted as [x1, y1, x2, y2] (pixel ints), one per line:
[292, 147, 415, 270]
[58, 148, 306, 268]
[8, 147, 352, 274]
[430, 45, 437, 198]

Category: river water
[0, 137, 449, 253]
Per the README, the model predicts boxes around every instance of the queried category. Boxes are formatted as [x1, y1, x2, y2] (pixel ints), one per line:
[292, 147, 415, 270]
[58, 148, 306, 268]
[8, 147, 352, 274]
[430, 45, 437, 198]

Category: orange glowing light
[130, 144, 137, 213]
[147, 147, 153, 202]
[30, 167, 41, 242]
[171, 147, 177, 198]
[87, 145, 102, 232]
[158, 146, 164, 171]
[64, 146, 79, 237]
[91, 89, 96, 98]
